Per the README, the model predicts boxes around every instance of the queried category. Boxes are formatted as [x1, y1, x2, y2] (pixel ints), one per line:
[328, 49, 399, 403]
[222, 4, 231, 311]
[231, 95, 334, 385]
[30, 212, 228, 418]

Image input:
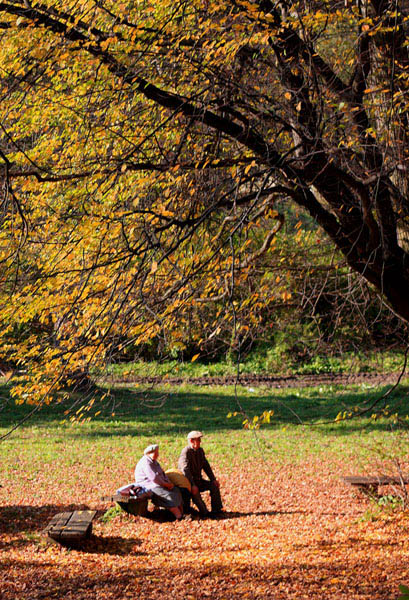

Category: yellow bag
[165, 469, 191, 491]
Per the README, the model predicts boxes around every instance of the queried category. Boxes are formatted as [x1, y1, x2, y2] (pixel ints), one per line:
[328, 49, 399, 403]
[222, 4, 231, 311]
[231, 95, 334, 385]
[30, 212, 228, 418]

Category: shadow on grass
[0, 503, 94, 535]
[0, 503, 146, 556]
[0, 502, 309, 557]
[60, 534, 146, 555]
[143, 508, 297, 523]
[1, 381, 409, 437]
[0, 500, 320, 537]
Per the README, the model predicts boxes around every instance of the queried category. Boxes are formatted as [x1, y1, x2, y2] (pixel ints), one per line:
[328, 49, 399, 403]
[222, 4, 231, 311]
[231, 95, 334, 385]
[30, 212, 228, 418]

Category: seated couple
[134, 431, 223, 520]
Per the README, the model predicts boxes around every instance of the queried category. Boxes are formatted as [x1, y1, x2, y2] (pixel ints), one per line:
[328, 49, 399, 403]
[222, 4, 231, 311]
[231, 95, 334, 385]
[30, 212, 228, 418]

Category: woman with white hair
[134, 444, 183, 520]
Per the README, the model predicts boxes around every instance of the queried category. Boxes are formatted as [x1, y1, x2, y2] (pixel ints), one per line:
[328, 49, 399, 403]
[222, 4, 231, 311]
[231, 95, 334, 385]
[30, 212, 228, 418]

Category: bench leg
[356, 484, 379, 496]
[117, 498, 148, 516]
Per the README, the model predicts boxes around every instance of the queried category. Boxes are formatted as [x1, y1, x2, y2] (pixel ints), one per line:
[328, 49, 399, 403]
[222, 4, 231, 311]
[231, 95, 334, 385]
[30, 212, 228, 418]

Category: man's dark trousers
[191, 479, 222, 515]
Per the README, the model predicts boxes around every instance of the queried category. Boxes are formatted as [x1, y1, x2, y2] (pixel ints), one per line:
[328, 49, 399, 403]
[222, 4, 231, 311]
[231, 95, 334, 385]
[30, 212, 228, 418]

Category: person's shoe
[209, 510, 225, 519]
[176, 514, 193, 522]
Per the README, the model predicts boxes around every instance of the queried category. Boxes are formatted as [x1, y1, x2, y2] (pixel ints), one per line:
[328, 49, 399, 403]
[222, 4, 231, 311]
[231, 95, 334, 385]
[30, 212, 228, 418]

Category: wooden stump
[101, 494, 149, 516]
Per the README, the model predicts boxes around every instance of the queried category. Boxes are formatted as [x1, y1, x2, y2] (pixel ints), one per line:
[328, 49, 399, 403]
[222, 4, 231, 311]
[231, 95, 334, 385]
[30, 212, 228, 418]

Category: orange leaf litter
[1, 459, 408, 599]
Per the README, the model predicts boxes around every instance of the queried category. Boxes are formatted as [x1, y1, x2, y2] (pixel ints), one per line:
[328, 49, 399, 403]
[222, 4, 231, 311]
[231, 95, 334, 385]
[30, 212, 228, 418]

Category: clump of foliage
[101, 504, 124, 524]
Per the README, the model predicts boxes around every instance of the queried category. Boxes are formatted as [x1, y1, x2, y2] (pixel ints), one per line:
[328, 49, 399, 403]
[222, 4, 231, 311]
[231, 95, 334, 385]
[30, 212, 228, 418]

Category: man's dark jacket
[178, 446, 216, 485]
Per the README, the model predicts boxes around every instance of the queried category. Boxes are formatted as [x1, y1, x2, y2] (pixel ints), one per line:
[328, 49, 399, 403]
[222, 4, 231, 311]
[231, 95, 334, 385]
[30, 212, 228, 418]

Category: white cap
[144, 444, 159, 455]
[187, 431, 203, 440]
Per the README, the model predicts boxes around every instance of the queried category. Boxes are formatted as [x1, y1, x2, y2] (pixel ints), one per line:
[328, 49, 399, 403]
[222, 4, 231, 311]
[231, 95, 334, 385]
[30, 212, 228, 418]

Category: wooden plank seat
[342, 475, 409, 495]
[103, 473, 191, 518]
[44, 510, 96, 546]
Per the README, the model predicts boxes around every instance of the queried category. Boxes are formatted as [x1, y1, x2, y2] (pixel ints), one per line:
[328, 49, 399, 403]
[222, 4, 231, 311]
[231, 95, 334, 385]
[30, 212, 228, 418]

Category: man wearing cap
[178, 431, 223, 517]
[134, 444, 183, 520]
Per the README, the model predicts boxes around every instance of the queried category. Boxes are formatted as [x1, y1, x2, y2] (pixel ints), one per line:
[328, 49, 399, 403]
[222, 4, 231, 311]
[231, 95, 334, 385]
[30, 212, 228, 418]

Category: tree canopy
[1, 0, 409, 402]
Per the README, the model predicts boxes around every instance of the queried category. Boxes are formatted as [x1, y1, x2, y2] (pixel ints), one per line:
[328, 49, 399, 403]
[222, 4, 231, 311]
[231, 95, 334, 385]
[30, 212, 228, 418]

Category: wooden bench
[44, 510, 96, 546]
[342, 475, 409, 495]
[102, 494, 149, 516]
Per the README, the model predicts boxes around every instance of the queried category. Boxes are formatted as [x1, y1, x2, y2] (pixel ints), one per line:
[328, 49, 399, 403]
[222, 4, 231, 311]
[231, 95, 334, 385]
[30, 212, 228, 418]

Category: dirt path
[107, 371, 404, 388]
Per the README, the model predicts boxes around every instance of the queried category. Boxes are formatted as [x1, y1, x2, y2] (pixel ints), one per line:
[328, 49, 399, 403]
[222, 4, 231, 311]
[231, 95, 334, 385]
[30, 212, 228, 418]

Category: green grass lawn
[1, 376, 409, 486]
